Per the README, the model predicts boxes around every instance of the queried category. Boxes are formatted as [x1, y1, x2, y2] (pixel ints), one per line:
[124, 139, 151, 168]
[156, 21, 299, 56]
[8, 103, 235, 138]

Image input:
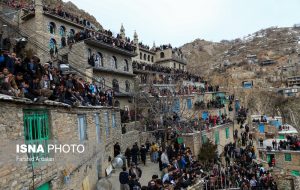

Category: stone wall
[182, 132, 202, 158]
[0, 98, 122, 190]
[201, 122, 234, 155]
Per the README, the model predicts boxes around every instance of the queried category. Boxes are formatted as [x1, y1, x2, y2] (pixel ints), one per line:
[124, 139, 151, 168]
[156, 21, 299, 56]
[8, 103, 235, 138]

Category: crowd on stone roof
[138, 42, 150, 50]
[133, 61, 203, 82]
[267, 135, 300, 151]
[2, 0, 34, 10]
[43, 5, 96, 30]
[0, 51, 118, 107]
[62, 29, 134, 52]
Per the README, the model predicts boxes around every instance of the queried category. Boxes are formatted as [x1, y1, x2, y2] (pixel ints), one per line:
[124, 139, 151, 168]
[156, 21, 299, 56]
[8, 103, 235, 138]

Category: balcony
[85, 39, 136, 57]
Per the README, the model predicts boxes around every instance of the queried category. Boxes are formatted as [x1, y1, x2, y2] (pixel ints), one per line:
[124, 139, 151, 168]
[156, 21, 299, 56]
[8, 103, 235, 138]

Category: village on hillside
[0, 0, 300, 190]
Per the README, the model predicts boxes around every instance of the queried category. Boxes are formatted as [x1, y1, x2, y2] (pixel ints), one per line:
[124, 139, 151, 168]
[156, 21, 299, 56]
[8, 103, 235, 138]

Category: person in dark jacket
[119, 167, 130, 190]
[125, 147, 131, 167]
[140, 145, 147, 166]
[131, 142, 139, 165]
[114, 142, 121, 157]
[128, 174, 141, 190]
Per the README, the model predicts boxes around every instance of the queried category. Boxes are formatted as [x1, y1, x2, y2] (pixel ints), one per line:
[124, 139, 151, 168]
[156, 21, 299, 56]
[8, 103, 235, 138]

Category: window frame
[285, 153, 292, 161]
[23, 109, 50, 166]
[78, 114, 88, 142]
[95, 113, 101, 144]
[104, 112, 110, 138]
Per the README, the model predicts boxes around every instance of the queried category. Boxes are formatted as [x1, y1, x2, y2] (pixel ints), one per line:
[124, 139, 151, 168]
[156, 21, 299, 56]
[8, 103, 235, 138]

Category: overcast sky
[64, 0, 300, 47]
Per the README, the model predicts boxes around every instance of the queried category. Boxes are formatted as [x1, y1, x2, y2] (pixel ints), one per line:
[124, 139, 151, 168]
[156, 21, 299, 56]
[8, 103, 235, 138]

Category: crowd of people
[221, 143, 278, 189]
[2, 0, 34, 10]
[43, 4, 97, 30]
[0, 51, 117, 107]
[119, 139, 208, 190]
[133, 61, 204, 83]
[200, 113, 232, 131]
[60, 28, 134, 54]
[268, 135, 300, 151]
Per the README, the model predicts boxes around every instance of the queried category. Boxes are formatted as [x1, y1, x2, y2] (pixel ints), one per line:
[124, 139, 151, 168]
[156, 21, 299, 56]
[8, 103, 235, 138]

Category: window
[23, 109, 49, 165]
[173, 62, 176, 69]
[125, 80, 130, 92]
[160, 52, 165, 58]
[95, 113, 101, 143]
[187, 98, 192, 110]
[285, 153, 292, 161]
[49, 38, 57, 50]
[69, 29, 75, 36]
[214, 131, 220, 144]
[95, 52, 103, 67]
[112, 56, 117, 69]
[112, 79, 119, 92]
[225, 127, 230, 139]
[59, 25, 66, 36]
[104, 112, 110, 137]
[148, 55, 150, 61]
[140, 52, 142, 59]
[87, 48, 92, 59]
[112, 112, 117, 128]
[48, 22, 56, 34]
[124, 59, 129, 71]
[179, 64, 181, 70]
[144, 54, 146, 60]
[151, 56, 154, 62]
[78, 114, 87, 142]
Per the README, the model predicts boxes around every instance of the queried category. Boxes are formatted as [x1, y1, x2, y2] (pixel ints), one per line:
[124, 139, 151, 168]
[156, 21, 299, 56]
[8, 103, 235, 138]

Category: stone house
[0, 96, 122, 190]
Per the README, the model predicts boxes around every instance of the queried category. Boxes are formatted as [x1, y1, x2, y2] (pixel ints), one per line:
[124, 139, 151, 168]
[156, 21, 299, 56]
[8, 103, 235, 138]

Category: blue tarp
[269, 120, 281, 128]
[235, 100, 240, 112]
[187, 99, 192, 110]
[202, 112, 209, 120]
[259, 123, 265, 133]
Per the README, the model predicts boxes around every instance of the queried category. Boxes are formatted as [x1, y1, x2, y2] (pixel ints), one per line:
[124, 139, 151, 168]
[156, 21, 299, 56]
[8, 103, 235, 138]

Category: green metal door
[23, 110, 50, 166]
[267, 154, 271, 163]
[37, 182, 50, 190]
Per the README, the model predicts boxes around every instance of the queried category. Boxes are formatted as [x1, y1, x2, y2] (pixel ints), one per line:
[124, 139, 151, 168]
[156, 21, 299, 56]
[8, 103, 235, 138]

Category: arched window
[95, 52, 103, 67]
[112, 56, 117, 69]
[151, 56, 154, 62]
[140, 52, 142, 59]
[69, 29, 75, 37]
[59, 25, 66, 36]
[125, 80, 130, 92]
[49, 22, 56, 34]
[148, 55, 150, 61]
[160, 52, 165, 58]
[87, 48, 92, 59]
[143, 54, 146, 60]
[49, 38, 57, 50]
[124, 59, 129, 71]
[112, 79, 119, 92]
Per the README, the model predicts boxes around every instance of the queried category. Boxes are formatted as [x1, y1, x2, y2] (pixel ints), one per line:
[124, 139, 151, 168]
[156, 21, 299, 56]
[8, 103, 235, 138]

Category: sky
[64, 0, 300, 47]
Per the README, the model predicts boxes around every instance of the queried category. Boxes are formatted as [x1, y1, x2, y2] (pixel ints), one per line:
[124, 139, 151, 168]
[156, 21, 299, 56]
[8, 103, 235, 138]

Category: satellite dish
[111, 154, 124, 168]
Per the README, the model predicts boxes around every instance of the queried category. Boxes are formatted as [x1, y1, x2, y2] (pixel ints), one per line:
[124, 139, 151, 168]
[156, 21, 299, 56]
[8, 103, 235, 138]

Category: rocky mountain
[181, 26, 300, 88]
